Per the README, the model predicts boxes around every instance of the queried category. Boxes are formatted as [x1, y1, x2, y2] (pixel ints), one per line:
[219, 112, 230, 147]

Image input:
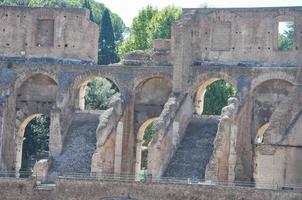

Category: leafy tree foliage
[84, 77, 120, 110]
[82, 0, 93, 21]
[118, 6, 181, 58]
[148, 6, 182, 41]
[99, 9, 119, 65]
[278, 22, 294, 51]
[203, 80, 236, 115]
[143, 121, 156, 146]
[21, 115, 50, 170]
[0, 0, 30, 6]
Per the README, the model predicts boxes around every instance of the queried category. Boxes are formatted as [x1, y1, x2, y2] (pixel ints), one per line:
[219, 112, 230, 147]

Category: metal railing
[57, 172, 302, 191]
[0, 171, 33, 178]
[1, 171, 302, 192]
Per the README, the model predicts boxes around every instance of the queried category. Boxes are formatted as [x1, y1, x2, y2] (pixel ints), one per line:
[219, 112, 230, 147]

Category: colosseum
[0, 5, 302, 200]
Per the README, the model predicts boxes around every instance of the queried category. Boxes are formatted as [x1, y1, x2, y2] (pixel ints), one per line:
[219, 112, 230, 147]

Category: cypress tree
[83, 0, 93, 21]
[99, 9, 119, 65]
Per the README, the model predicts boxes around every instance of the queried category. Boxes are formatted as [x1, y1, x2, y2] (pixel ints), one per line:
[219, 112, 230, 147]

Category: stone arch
[250, 78, 294, 139]
[15, 113, 43, 174]
[250, 72, 295, 93]
[133, 76, 172, 135]
[249, 78, 294, 184]
[15, 73, 58, 131]
[14, 70, 58, 91]
[70, 71, 122, 110]
[131, 76, 172, 175]
[135, 117, 158, 179]
[14, 73, 58, 173]
[192, 73, 237, 96]
[133, 74, 172, 92]
[192, 75, 237, 115]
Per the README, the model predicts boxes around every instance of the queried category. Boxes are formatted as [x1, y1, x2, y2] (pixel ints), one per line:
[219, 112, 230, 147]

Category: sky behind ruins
[98, 0, 302, 26]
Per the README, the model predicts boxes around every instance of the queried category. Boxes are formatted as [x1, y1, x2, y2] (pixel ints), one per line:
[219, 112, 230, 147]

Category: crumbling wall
[91, 98, 124, 175]
[183, 7, 302, 65]
[148, 93, 193, 178]
[0, 6, 98, 62]
[205, 97, 239, 182]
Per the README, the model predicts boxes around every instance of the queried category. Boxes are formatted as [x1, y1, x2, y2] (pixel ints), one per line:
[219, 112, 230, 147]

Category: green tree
[278, 22, 294, 51]
[143, 121, 156, 146]
[82, 0, 93, 21]
[99, 9, 119, 65]
[84, 77, 120, 110]
[21, 115, 50, 170]
[28, 0, 80, 7]
[203, 80, 236, 115]
[0, 0, 30, 6]
[118, 6, 181, 58]
[148, 6, 182, 41]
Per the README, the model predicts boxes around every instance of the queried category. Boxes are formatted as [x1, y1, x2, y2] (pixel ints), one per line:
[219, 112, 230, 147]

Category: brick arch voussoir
[250, 72, 296, 93]
[133, 73, 172, 92]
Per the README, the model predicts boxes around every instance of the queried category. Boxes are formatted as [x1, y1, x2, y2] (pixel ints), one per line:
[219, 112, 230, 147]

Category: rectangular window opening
[36, 19, 54, 47]
[278, 21, 294, 51]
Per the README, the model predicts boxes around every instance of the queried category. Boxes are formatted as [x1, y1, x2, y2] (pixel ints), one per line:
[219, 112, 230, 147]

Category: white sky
[96, 0, 302, 26]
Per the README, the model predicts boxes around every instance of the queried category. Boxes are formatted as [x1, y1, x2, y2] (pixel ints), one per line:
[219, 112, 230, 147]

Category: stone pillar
[49, 109, 63, 157]
[134, 139, 143, 181]
[114, 121, 123, 175]
[228, 125, 238, 182]
[78, 84, 87, 110]
[172, 16, 194, 92]
[0, 105, 3, 171]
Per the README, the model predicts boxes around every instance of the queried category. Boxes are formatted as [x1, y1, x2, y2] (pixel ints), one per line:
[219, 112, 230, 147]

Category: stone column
[114, 121, 123, 176]
[0, 105, 3, 171]
[49, 108, 63, 157]
[172, 15, 194, 93]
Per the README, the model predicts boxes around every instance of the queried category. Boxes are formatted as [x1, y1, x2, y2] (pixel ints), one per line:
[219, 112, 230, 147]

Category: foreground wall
[1, 178, 302, 200]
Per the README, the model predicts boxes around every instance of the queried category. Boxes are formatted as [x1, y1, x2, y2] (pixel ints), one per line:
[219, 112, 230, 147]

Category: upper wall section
[175, 7, 302, 66]
[0, 6, 99, 63]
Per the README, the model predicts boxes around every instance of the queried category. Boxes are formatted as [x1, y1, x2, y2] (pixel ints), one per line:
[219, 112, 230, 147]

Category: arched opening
[78, 77, 120, 110]
[194, 79, 236, 115]
[16, 114, 50, 176]
[251, 79, 293, 141]
[135, 118, 158, 179]
[15, 73, 58, 175]
[251, 79, 294, 184]
[133, 76, 172, 176]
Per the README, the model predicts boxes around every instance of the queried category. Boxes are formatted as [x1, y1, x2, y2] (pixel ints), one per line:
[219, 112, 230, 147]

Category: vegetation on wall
[143, 121, 156, 146]
[118, 6, 182, 58]
[84, 77, 120, 110]
[21, 115, 50, 171]
[278, 22, 294, 51]
[203, 80, 236, 115]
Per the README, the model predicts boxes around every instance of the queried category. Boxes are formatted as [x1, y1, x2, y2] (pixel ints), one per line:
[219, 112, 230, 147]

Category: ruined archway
[15, 73, 58, 174]
[76, 76, 120, 110]
[250, 79, 294, 185]
[133, 76, 172, 174]
[194, 78, 236, 115]
[16, 114, 50, 176]
[135, 117, 158, 179]
[251, 79, 293, 142]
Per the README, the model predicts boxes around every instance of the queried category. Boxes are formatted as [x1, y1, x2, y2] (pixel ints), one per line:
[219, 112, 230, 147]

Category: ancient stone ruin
[1, 5, 302, 200]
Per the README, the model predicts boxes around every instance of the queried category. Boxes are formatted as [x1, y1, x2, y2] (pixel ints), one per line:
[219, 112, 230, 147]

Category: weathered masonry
[0, 5, 302, 194]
